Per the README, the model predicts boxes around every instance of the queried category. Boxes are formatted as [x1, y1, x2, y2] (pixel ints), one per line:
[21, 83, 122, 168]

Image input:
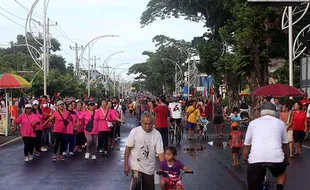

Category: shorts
[161, 177, 183, 188]
[130, 170, 155, 190]
[247, 162, 287, 190]
[214, 116, 223, 125]
[129, 110, 133, 114]
[187, 122, 196, 130]
[231, 147, 241, 154]
[287, 130, 293, 142]
[293, 130, 305, 143]
[170, 118, 182, 126]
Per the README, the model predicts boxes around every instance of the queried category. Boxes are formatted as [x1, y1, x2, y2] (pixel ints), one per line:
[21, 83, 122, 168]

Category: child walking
[159, 147, 193, 190]
[229, 122, 243, 166]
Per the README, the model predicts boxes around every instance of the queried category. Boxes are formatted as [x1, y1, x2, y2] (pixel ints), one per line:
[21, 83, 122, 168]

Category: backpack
[230, 131, 243, 148]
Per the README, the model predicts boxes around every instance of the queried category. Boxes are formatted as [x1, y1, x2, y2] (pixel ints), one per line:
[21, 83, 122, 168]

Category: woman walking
[32, 100, 45, 157]
[43, 101, 69, 161]
[74, 101, 85, 152]
[97, 100, 110, 155]
[292, 102, 308, 155]
[77, 102, 98, 160]
[107, 101, 123, 150]
[12, 104, 40, 162]
[63, 102, 77, 156]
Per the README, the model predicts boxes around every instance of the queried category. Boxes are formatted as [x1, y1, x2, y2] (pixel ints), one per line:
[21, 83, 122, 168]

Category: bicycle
[197, 122, 208, 140]
[156, 170, 193, 190]
[260, 164, 275, 190]
[169, 120, 183, 145]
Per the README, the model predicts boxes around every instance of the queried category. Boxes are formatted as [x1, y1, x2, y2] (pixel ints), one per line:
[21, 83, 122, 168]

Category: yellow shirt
[186, 106, 200, 124]
[128, 104, 133, 110]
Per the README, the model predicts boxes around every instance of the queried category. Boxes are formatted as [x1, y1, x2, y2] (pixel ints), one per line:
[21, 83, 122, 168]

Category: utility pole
[105, 66, 111, 95]
[90, 56, 100, 80]
[70, 43, 83, 78]
[113, 71, 116, 97]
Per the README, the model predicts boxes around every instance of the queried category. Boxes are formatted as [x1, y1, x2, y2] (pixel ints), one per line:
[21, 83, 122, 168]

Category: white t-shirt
[168, 102, 182, 119]
[307, 104, 310, 117]
[114, 104, 123, 116]
[244, 115, 288, 164]
[126, 126, 164, 175]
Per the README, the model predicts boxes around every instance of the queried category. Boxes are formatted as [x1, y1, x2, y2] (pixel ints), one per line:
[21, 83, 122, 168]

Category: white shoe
[92, 155, 97, 160]
[24, 156, 29, 162]
[117, 137, 120, 140]
[69, 152, 74, 156]
[29, 155, 33, 161]
[41, 147, 47, 152]
[104, 151, 108, 155]
[63, 152, 66, 156]
[85, 153, 90, 159]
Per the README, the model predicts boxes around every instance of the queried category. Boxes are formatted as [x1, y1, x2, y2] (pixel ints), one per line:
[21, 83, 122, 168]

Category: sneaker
[63, 152, 66, 156]
[117, 137, 120, 140]
[41, 147, 47, 152]
[29, 155, 33, 161]
[78, 148, 82, 152]
[114, 138, 118, 141]
[104, 151, 108, 155]
[99, 150, 103, 154]
[69, 152, 74, 156]
[35, 151, 41, 157]
[85, 152, 90, 159]
[52, 154, 57, 161]
[92, 155, 97, 160]
[24, 156, 29, 162]
[59, 156, 65, 161]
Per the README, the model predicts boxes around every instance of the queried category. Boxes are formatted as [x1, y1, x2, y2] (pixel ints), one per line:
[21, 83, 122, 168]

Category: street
[0, 116, 309, 190]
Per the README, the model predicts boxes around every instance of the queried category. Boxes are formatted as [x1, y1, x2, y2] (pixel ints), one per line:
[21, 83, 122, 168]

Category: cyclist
[168, 98, 182, 129]
[243, 102, 289, 190]
[159, 146, 192, 190]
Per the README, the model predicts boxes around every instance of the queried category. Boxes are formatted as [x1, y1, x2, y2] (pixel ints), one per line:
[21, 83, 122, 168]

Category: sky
[0, 0, 206, 80]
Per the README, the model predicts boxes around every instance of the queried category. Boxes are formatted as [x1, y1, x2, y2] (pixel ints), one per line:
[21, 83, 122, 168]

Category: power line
[0, 11, 24, 28]
[0, 6, 25, 20]
[14, 0, 43, 20]
[54, 25, 75, 44]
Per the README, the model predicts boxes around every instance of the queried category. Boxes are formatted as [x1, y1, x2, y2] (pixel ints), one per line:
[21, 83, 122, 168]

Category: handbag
[58, 111, 69, 127]
[85, 113, 95, 132]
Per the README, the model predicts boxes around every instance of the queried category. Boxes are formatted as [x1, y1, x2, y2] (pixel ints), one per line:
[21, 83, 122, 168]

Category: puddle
[208, 141, 229, 150]
[183, 145, 207, 159]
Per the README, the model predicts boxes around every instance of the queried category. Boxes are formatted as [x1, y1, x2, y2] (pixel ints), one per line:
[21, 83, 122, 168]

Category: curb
[0, 136, 22, 148]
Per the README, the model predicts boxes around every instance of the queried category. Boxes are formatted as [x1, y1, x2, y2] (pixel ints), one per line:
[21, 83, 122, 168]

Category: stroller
[197, 113, 209, 140]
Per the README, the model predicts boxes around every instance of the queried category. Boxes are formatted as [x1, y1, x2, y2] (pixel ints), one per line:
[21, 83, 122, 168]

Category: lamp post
[161, 58, 183, 95]
[110, 63, 131, 96]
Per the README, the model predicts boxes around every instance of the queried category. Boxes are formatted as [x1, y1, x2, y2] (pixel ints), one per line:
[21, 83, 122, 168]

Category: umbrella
[250, 83, 305, 97]
[239, 88, 251, 96]
[0, 73, 32, 89]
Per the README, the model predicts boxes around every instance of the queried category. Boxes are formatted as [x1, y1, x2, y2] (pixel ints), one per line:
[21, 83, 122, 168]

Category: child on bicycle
[159, 147, 192, 190]
[229, 122, 243, 166]
[198, 113, 209, 138]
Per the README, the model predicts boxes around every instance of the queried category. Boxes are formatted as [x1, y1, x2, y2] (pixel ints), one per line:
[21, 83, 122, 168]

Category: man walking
[124, 113, 164, 190]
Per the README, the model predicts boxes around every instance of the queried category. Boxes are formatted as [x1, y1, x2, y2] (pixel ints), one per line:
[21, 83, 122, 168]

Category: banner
[0, 113, 7, 135]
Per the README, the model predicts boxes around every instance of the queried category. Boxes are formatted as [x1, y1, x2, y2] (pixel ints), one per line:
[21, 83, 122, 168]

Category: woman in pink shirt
[63, 102, 77, 156]
[43, 101, 69, 161]
[97, 100, 111, 154]
[13, 104, 40, 162]
[107, 101, 122, 150]
[77, 102, 97, 160]
[32, 100, 45, 157]
[74, 101, 85, 152]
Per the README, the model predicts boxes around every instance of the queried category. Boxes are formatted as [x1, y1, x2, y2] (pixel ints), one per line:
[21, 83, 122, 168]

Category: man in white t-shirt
[168, 98, 182, 126]
[124, 113, 164, 190]
[243, 102, 289, 190]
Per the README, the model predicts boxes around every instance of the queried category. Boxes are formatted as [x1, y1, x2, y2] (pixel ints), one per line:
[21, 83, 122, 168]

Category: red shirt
[154, 105, 169, 128]
[292, 111, 308, 131]
[300, 99, 308, 106]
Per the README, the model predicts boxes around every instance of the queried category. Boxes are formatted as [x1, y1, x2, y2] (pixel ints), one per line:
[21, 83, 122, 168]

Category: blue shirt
[231, 115, 242, 122]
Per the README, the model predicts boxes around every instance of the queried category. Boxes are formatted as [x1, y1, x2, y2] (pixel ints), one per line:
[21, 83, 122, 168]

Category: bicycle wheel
[261, 184, 272, 190]
[169, 127, 175, 144]
[175, 125, 182, 145]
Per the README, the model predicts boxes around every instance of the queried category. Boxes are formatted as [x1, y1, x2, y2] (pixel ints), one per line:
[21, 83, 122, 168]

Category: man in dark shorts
[213, 94, 224, 137]
[243, 102, 289, 190]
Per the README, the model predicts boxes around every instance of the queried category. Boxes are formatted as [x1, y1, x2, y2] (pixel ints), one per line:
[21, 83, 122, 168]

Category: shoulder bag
[58, 111, 69, 127]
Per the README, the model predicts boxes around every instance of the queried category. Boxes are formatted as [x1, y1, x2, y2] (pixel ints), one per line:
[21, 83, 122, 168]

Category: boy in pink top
[13, 104, 40, 162]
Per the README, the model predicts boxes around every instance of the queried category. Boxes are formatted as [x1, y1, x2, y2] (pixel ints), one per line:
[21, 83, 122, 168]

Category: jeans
[98, 131, 110, 151]
[42, 128, 51, 147]
[64, 134, 75, 153]
[35, 130, 43, 152]
[22, 137, 36, 156]
[156, 127, 168, 149]
[53, 132, 65, 155]
[84, 133, 98, 154]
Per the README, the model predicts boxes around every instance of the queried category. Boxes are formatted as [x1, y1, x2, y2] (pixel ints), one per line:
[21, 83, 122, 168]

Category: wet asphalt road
[0, 116, 309, 190]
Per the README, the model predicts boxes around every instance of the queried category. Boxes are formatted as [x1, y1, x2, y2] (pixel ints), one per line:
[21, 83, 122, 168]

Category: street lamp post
[161, 58, 183, 95]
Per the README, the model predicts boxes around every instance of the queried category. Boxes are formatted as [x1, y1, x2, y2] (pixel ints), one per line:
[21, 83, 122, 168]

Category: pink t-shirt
[95, 108, 110, 132]
[66, 112, 77, 134]
[107, 109, 119, 122]
[52, 111, 69, 133]
[33, 111, 44, 131]
[15, 113, 40, 137]
[79, 111, 98, 135]
[74, 109, 84, 132]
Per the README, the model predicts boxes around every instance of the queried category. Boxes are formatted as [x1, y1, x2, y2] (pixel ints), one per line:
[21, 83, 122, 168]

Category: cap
[261, 102, 276, 112]
[25, 104, 32, 109]
[231, 122, 239, 127]
[32, 100, 39, 105]
[57, 101, 65, 106]
[201, 113, 207, 117]
[88, 102, 96, 106]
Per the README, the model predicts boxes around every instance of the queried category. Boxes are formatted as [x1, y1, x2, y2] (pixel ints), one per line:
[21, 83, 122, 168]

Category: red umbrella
[250, 84, 305, 97]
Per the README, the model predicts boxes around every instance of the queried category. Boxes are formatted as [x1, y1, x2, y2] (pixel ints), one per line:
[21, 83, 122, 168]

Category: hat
[32, 100, 39, 105]
[25, 104, 32, 109]
[57, 101, 65, 106]
[88, 102, 95, 106]
[231, 122, 239, 127]
[261, 102, 276, 112]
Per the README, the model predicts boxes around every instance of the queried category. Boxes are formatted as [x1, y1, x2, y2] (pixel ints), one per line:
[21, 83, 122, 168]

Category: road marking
[0, 136, 22, 148]
[302, 145, 310, 149]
